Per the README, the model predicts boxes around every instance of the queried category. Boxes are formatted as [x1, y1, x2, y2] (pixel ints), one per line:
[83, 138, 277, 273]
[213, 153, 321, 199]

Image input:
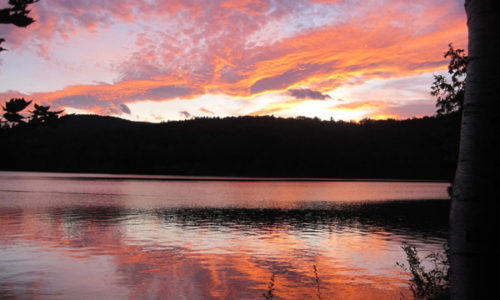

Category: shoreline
[0, 170, 452, 183]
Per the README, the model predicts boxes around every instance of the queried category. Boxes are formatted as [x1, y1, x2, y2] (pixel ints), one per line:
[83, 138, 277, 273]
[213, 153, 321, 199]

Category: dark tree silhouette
[0, 114, 461, 179]
[431, 43, 467, 116]
[30, 103, 63, 125]
[0, 38, 6, 52]
[0, 0, 39, 52]
[2, 98, 32, 127]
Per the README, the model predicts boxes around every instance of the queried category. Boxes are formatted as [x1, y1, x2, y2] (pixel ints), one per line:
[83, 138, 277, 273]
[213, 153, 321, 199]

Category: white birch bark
[451, 1, 500, 299]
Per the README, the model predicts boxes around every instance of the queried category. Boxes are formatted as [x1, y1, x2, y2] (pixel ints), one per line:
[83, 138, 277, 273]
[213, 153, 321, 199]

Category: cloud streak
[0, 0, 467, 119]
[288, 88, 332, 100]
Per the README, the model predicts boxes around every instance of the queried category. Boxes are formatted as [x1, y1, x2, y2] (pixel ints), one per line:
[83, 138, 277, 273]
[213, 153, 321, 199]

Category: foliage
[431, 43, 467, 116]
[0, 0, 39, 52]
[1, 98, 63, 128]
[0, 114, 461, 179]
[397, 243, 450, 300]
[2, 98, 32, 126]
[30, 103, 64, 125]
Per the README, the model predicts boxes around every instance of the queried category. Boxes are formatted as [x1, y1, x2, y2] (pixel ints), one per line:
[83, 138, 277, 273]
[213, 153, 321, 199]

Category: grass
[262, 265, 324, 300]
[397, 242, 450, 300]
[313, 265, 323, 300]
[260, 245, 449, 300]
[262, 274, 275, 300]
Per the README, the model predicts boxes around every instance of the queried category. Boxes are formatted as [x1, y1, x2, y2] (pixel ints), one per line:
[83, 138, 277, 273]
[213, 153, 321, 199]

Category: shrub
[397, 242, 450, 300]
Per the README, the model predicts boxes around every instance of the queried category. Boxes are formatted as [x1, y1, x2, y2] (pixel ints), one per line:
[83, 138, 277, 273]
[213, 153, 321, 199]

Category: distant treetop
[1, 98, 63, 128]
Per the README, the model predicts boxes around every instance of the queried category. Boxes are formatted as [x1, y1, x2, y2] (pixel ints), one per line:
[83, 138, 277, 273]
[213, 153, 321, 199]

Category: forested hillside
[0, 114, 460, 180]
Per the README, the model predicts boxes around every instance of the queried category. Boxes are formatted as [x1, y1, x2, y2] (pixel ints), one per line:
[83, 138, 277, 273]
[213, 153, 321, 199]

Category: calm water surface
[0, 172, 450, 299]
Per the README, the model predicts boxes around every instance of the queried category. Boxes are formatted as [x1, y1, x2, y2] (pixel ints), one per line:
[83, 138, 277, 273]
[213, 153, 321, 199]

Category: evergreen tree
[2, 98, 31, 127]
[30, 103, 63, 125]
[0, 0, 39, 52]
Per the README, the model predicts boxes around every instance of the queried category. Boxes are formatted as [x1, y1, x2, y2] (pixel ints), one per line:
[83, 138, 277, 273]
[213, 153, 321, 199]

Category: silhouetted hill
[58, 114, 149, 129]
[0, 114, 461, 180]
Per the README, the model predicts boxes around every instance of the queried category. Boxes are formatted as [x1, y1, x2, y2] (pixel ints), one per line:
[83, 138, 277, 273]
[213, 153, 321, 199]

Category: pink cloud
[118, 0, 466, 95]
[200, 107, 214, 114]
[1, 0, 467, 116]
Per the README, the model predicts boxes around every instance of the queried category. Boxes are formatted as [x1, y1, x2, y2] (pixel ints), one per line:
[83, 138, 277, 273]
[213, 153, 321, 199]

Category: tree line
[3, 0, 494, 297]
[0, 43, 466, 180]
[0, 113, 461, 180]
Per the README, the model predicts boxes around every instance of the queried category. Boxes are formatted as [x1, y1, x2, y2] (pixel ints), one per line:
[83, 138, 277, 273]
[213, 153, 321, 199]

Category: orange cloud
[249, 99, 305, 116]
[200, 107, 215, 114]
[0, 0, 466, 117]
[333, 100, 393, 111]
[329, 99, 438, 120]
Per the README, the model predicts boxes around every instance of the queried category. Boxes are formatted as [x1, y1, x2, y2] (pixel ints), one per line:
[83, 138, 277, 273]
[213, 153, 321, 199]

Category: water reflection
[0, 171, 449, 209]
[0, 172, 450, 299]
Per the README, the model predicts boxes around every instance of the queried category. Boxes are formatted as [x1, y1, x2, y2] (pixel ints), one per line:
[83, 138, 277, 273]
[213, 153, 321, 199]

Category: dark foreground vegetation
[0, 113, 460, 180]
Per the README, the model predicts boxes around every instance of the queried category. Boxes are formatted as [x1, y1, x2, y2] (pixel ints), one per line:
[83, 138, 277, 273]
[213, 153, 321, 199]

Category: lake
[0, 171, 450, 299]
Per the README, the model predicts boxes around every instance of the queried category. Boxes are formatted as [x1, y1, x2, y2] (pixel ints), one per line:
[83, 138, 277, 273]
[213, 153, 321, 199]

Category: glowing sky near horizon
[0, 0, 466, 122]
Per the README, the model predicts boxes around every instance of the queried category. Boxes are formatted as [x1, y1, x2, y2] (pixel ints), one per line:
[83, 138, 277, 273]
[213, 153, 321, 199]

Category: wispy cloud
[0, 0, 466, 120]
[249, 99, 305, 116]
[200, 107, 214, 114]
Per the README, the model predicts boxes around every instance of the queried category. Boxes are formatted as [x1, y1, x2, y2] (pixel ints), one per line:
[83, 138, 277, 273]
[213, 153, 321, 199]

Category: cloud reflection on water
[0, 200, 448, 299]
[0, 173, 449, 299]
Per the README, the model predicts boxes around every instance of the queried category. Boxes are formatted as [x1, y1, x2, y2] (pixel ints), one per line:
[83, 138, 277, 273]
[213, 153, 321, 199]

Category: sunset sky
[0, 0, 467, 122]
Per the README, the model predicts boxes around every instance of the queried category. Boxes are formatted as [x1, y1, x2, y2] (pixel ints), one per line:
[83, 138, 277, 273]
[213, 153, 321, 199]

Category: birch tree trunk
[451, 1, 500, 299]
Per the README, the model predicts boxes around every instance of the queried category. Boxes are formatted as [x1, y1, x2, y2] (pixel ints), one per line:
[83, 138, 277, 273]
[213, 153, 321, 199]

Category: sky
[0, 0, 467, 122]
